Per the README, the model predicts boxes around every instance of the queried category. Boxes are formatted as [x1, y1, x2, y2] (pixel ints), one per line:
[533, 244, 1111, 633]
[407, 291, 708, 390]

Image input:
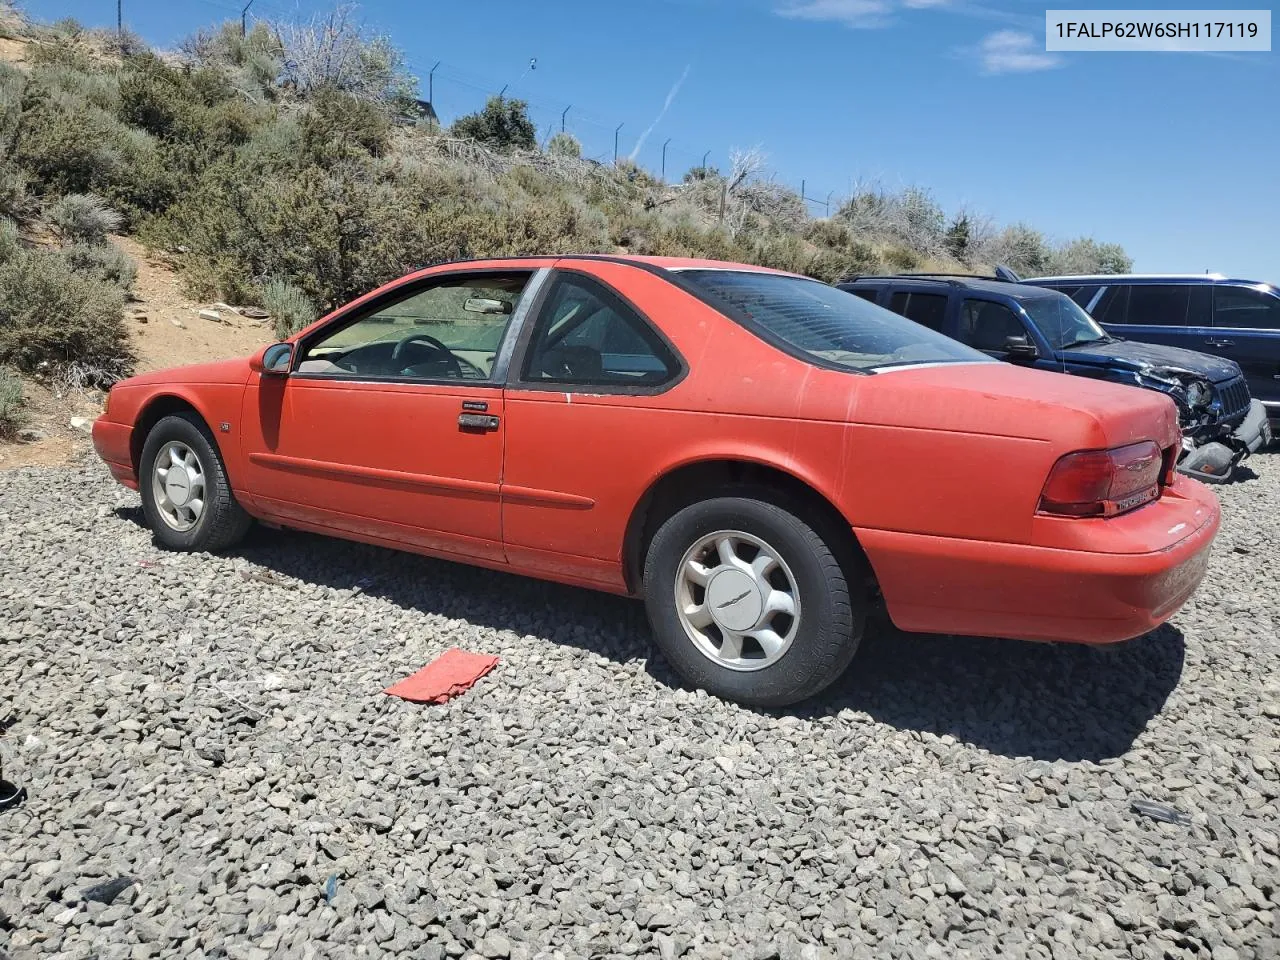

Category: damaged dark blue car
[838, 273, 1271, 483]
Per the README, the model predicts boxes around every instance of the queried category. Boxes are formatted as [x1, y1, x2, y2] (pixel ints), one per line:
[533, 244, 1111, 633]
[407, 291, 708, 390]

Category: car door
[1093, 282, 1213, 352]
[499, 267, 686, 589]
[239, 267, 548, 563]
[1211, 283, 1280, 409]
[953, 296, 1047, 365]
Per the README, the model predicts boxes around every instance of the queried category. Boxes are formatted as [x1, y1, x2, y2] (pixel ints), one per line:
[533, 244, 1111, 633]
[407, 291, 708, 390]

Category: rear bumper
[91, 417, 138, 489]
[859, 480, 1220, 644]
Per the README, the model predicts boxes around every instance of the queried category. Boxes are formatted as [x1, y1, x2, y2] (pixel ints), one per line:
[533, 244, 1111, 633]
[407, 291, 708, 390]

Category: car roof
[1024, 273, 1276, 285]
[842, 274, 1060, 300]
[412, 254, 806, 279]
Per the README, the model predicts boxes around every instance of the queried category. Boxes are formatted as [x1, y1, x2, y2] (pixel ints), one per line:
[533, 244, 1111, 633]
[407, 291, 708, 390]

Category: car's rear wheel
[643, 496, 864, 707]
[139, 413, 252, 552]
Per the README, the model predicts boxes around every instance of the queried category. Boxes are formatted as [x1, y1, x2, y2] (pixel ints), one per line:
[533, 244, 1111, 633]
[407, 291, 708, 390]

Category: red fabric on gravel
[383, 648, 501, 704]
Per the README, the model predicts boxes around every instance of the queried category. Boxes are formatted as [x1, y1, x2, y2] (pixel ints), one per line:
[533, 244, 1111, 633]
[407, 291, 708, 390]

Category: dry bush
[46, 192, 122, 244]
[0, 365, 23, 438]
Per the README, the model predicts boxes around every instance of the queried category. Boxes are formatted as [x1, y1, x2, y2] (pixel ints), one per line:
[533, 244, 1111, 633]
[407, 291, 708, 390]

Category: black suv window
[849, 288, 879, 304]
[887, 291, 948, 331]
[1124, 284, 1210, 326]
[957, 299, 1027, 352]
[1092, 285, 1127, 324]
[1215, 285, 1280, 330]
[523, 274, 678, 387]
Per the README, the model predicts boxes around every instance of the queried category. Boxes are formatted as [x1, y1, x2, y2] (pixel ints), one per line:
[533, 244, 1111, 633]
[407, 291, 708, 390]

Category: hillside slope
[0, 3, 1133, 466]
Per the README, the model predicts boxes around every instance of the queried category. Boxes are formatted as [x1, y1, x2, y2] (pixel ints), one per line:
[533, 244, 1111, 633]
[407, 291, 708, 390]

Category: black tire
[139, 412, 252, 552]
[642, 495, 864, 708]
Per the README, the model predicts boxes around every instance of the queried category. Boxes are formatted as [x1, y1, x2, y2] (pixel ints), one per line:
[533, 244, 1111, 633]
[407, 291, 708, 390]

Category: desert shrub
[0, 0, 24, 39]
[546, 132, 580, 158]
[452, 96, 536, 151]
[182, 21, 282, 100]
[0, 244, 131, 375]
[0, 62, 24, 144]
[944, 214, 971, 262]
[261, 277, 317, 338]
[13, 89, 127, 194]
[882, 244, 921, 271]
[982, 223, 1051, 276]
[1045, 237, 1133, 276]
[277, 4, 416, 107]
[0, 365, 23, 438]
[0, 217, 18, 262]
[0, 160, 29, 221]
[46, 192, 122, 244]
[300, 86, 391, 163]
[62, 241, 136, 288]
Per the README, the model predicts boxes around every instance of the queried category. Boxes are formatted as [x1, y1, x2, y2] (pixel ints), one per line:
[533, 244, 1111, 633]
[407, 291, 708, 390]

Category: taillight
[1038, 440, 1163, 518]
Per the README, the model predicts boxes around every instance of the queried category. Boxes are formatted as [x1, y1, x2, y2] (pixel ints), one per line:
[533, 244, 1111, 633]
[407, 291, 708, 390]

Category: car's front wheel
[139, 413, 252, 552]
[642, 495, 865, 707]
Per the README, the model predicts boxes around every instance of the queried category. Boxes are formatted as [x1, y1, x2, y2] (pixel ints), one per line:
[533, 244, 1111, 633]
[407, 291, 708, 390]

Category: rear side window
[523, 274, 678, 387]
[1124, 284, 1208, 326]
[680, 270, 989, 372]
[1091, 285, 1127, 324]
[887, 291, 948, 331]
[849, 288, 880, 304]
[1215, 285, 1280, 330]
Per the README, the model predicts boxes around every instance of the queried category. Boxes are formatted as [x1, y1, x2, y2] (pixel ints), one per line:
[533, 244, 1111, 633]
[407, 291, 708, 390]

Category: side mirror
[998, 332, 1039, 358]
[251, 342, 294, 375]
[1003, 335, 1039, 361]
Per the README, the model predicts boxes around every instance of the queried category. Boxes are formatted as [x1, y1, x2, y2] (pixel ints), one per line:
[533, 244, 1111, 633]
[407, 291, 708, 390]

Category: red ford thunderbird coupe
[93, 256, 1220, 706]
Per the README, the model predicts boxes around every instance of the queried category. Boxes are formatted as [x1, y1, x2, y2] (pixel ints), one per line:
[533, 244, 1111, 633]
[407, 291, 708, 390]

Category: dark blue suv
[838, 274, 1271, 483]
[1021, 274, 1280, 429]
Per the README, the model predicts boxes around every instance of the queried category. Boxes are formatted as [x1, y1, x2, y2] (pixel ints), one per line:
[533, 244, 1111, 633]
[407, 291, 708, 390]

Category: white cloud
[776, 0, 895, 28]
[977, 30, 1063, 74]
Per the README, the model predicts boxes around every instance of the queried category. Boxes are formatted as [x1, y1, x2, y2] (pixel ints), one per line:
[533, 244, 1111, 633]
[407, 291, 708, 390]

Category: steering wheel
[391, 333, 462, 378]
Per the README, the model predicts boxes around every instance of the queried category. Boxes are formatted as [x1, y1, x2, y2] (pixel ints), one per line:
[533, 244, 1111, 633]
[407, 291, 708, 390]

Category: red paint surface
[93, 256, 1220, 645]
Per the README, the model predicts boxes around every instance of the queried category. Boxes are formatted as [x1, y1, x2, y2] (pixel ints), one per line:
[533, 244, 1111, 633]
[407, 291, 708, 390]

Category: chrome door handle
[1205, 338, 1235, 347]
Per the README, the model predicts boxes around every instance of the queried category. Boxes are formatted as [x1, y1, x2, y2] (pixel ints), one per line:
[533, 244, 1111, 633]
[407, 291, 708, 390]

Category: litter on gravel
[384, 648, 501, 704]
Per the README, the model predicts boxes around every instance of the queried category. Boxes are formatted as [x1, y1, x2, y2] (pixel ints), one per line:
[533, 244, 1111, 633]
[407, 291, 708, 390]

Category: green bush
[261, 277, 318, 338]
[46, 192, 123, 244]
[451, 96, 536, 151]
[546, 132, 581, 158]
[0, 245, 132, 376]
[0, 366, 23, 439]
[300, 86, 391, 164]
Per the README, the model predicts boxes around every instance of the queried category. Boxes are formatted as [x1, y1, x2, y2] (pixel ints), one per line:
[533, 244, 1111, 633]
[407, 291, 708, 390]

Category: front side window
[1215, 284, 1280, 330]
[522, 274, 678, 387]
[297, 274, 530, 380]
[1021, 293, 1110, 349]
[680, 270, 987, 372]
[957, 299, 1029, 352]
[887, 291, 948, 331]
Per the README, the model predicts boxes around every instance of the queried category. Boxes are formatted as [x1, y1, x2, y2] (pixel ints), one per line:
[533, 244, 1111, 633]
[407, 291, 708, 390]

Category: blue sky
[23, 0, 1280, 280]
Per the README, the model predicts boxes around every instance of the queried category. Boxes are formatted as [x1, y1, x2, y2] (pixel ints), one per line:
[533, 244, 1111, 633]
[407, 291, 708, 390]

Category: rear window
[680, 270, 990, 372]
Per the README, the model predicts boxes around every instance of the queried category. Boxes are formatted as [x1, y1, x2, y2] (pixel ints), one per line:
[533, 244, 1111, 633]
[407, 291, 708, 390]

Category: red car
[93, 256, 1220, 706]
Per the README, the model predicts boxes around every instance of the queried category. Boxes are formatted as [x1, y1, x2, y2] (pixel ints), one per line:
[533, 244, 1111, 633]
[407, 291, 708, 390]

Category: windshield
[680, 270, 990, 372]
[1022, 293, 1109, 350]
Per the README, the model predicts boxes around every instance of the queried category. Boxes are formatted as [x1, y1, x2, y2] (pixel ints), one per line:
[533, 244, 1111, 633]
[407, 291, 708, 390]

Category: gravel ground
[1, 453, 1278, 960]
